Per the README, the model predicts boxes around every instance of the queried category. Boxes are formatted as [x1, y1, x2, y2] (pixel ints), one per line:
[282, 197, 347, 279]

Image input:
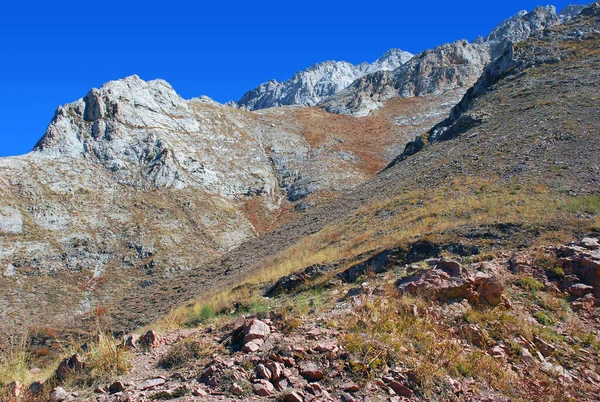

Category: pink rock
[387, 381, 413, 398]
[266, 361, 284, 380]
[242, 339, 264, 353]
[284, 391, 304, 402]
[253, 379, 275, 396]
[140, 330, 160, 348]
[244, 319, 271, 344]
[343, 382, 359, 392]
[256, 363, 272, 380]
[230, 382, 244, 395]
[300, 362, 324, 382]
[314, 341, 338, 353]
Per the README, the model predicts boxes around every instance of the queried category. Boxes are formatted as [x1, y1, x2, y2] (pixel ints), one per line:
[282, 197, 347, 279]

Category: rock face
[322, 41, 490, 117]
[321, 5, 562, 117]
[236, 49, 413, 110]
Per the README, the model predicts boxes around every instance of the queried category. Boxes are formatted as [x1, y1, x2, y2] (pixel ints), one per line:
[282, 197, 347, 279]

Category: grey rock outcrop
[236, 49, 413, 110]
[322, 41, 490, 116]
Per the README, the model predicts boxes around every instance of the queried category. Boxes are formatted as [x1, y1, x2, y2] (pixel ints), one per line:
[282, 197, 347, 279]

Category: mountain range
[1, 3, 600, 401]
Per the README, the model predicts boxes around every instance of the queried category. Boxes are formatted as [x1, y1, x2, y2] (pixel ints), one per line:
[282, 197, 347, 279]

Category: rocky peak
[366, 48, 414, 73]
[321, 5, 564, 117]
[321, 40, 490, 117]
[236, 49, 413, 111]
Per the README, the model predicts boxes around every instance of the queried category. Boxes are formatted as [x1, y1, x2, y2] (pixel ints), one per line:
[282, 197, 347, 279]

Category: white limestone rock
[0, 206, 23, 234]
[236, 49, 413, 110]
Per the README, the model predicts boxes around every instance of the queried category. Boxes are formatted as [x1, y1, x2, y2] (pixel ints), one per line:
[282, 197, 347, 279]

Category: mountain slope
[236, 49, 413, 110]
[105, 2, 600, 338]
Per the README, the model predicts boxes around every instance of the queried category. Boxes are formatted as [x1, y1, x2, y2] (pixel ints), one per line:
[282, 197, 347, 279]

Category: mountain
[321, 5, 561, 116]
[1, 4, 599, 401]
[0, 71, 460, 336]
[236, 49, 413, 110]
[42, 5, 599, 401]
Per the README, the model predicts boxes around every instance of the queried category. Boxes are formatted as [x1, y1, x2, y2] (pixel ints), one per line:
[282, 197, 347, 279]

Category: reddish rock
[124, 334, 140, 349]
[253, 379, 275, 396]
[256, 363, 272, 380]
[300, 362, 324, 382]
[568, 283, 594, 297]
[283, 357, 296, 367]
[472, 272, 504, 306]
[284, 391, 304, 402]
[230, 382, 244, 395]
[437, 259, 463, 276]
[49, 386, 70, 402]
[314, 341, 338, 353]
[343, 382, 360, 392]
[56, 353, 85, 382]
[140, 329, 160, 348]
[192, 388, 209, 397]
[109, 381, 126, 394]
[242, 339, 263, 353]
[387, 381, 413, 398]
[266, 361, 284, 380]
[244, 319, 271, 344]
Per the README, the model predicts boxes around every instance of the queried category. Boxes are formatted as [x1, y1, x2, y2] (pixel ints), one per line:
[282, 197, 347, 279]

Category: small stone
[388, 381, 413, 398]
[299, 362, 324, 382]
[244, 319, 271, 344]
[266, 361, 284, 380]
[284, 391, 304, 402]
[50, 386, 70, 402]
[253, 379, 275, 396]
[314, 341, 338, 353]
[256, 363, 272, 380]
[521, 347, 535, 365]
[230, 382, 244, 395]
[192, 388, 208, 397]
[124, 334, 140, 349]
[140, 329, 160, 348]
[343, 382, 359, 392]
[242, 339, 263, 353]
[137, 378, 166, 390]
[109, 381, 126, 394]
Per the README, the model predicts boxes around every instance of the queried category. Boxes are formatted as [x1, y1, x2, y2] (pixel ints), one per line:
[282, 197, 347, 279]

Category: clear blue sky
[0, 1, 574, 157]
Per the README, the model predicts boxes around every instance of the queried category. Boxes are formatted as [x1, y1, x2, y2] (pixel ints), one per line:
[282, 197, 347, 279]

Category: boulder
[472, 272, 504, 306]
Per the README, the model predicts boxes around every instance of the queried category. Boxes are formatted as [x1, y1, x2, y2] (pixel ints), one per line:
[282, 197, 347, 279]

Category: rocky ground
[5, 235, 599, 401]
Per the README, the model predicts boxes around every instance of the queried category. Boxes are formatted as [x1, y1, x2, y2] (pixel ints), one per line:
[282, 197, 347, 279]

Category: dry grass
[338, 295, 520, 399]
[243, 178, 597, 288]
